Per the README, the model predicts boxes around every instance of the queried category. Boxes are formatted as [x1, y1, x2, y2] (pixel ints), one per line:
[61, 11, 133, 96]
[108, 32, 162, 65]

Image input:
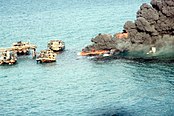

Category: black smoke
[83, 0, 174, 60]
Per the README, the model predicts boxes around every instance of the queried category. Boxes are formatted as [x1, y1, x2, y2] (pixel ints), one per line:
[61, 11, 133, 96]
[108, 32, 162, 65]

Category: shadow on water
[89, 54, 174, 88]
[88, 106, 134, 116]
[85, 49, 174, 64]
[89, 54, 174, 64]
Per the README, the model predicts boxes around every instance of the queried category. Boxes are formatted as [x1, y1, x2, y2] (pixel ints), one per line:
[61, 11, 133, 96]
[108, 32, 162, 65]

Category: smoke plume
[83, 0, 174, 60]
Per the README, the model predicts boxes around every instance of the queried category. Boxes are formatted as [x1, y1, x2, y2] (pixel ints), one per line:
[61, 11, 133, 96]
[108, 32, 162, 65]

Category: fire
[79, 50, 110, 56]
[115, 32, 128, 39]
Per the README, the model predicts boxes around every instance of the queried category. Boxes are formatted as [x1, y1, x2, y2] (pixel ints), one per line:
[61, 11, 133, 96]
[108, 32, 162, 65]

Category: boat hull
[36, 58, 56, 63]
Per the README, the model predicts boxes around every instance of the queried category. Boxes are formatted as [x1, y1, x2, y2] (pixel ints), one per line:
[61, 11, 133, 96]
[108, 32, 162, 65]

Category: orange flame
[115, 32, 128, 39]
[79, 50, 109, 56]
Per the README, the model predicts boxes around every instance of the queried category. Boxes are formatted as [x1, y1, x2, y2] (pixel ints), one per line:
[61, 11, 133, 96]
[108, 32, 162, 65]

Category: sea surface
[0, 0, 174, 116]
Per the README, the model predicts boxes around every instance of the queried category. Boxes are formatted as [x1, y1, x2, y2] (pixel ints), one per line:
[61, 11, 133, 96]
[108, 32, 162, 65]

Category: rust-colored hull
[0, 60, 17, 65]
[36, 58, 56, 63]
[79, 50, 109, 56]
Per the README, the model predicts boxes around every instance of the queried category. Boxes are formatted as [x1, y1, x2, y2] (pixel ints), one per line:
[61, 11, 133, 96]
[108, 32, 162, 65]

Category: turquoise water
[0, 0, 174, 115]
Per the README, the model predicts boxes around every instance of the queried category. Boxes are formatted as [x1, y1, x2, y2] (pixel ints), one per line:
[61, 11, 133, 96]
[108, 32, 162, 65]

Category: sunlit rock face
[83, 0, 174, 60]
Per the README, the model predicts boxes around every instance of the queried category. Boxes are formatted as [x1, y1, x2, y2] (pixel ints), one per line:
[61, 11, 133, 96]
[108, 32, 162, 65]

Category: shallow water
[0, 0, 174, 116]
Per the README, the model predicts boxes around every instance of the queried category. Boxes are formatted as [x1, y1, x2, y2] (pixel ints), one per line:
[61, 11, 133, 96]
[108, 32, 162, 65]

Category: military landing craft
[47, 40, 65, 52]
[0, 48, 17, 65]
[36, 49, 57, 63]
[11, 41, 37, 57]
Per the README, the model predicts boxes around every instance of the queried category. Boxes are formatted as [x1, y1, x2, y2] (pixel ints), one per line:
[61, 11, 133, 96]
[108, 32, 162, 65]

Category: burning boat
[36, 49, 57, 63]
[80, 0, 174, 61]
[0, 48, 17, 65]
[78, 48, 118, 57]
[48, 40, 65, 52]
[79, 49, 110, 56]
